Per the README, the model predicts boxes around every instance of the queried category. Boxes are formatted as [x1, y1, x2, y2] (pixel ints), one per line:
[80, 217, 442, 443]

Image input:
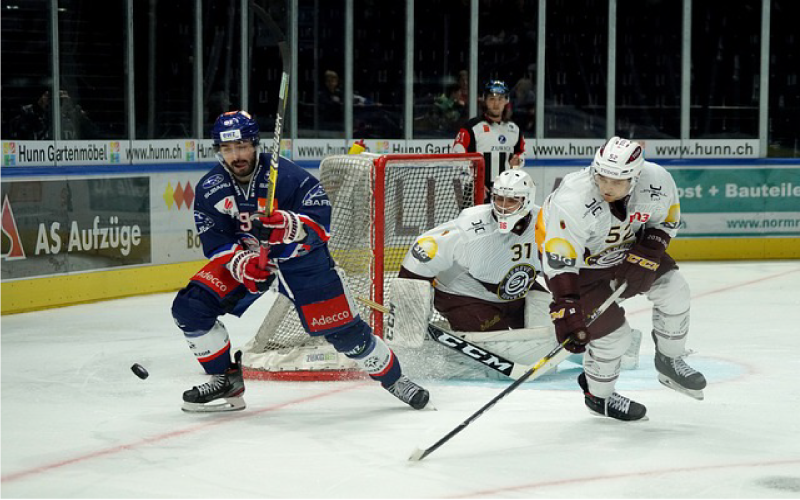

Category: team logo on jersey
[544, 238, 577, 270]
[214, 196, 238, 216]
[0, 195, 25, 261]
[302, 183, 331, 207]
[585, 243, 633, 267]
[498, 134, 507, 144]
[202, 174, 225, 189]
[497, 263, 536, 301]
[411, 237, 438, 262]
[194, 211, 215, 234]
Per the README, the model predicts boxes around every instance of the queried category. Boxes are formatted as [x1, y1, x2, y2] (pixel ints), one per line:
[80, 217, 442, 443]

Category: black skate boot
[655, 351, 706, 400]
[182, 351, 246, 413]
[578, 372, 647, 421]
[385, 375, 430, 410]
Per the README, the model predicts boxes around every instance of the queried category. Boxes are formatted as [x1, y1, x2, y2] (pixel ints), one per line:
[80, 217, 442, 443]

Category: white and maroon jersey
[535, 161, 681, 279]
[453, 116, 526, 188]
[401, 204, 542, 303]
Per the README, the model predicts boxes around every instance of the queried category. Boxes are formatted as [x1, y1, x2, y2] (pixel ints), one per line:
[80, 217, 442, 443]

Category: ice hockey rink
[2, 260, 799, 498]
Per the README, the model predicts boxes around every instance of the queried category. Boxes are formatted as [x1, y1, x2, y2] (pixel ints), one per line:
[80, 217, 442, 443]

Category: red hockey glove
[229, 249, 271, 294]
[549, 297, 589, 354]
[615, 229, 670, 299]
[251, 210, 306, 245]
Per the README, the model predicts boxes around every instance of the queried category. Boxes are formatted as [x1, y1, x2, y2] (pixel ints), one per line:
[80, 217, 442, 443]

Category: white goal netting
[241, 152, 484, 380]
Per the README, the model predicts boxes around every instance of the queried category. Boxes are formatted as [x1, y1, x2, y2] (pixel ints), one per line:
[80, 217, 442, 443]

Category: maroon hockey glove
[229, 249, 271, 294]
[251, 210, 306, 245]
[549, 297, 589, 354]
[615, 229, 670, 299]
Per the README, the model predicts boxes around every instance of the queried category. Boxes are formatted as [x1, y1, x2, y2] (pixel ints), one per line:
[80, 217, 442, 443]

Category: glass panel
[479, 0, 538, 137]
[297, 0, 345, 138]
[690, 0, 760, 139]
[133, 1, 195, 139]
[544, 0, 608, 138]
[353, 0, 404, 139]
[57, 0, 126, 139]
[249, 0, 290, 138]
[616, 0, 681, 139]
[413, 0, 471, 139]
[768, 0, 800, 157]
[202, 0, 242, 139]
[1, 0, 51, 140]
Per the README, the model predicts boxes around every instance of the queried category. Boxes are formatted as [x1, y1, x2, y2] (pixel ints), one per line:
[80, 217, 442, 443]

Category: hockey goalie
[388, 169, 641, 380]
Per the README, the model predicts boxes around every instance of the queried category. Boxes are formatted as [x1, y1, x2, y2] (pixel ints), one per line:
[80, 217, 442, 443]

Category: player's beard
[227, 156, 256, 182]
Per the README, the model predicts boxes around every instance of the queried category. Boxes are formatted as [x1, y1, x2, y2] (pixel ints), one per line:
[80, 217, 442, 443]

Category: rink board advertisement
[1, 177, 151, 280]
[149, 171, 206, 264]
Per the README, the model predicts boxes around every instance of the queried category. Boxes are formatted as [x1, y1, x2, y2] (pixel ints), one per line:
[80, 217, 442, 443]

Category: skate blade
[586, 408, 649, 422]
[182, 397, 246, 413]
[658, 375, 704, 400]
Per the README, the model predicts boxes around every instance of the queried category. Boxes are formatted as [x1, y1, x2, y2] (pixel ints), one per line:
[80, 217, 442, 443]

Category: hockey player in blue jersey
[172, 110, 429, 412]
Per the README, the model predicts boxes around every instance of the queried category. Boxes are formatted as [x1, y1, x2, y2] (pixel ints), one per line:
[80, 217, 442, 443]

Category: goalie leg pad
[583, 322, 632, 399]
[524, 289, 553, 329]
[384, 278, 434, 348]
[326, 326, 402, 387]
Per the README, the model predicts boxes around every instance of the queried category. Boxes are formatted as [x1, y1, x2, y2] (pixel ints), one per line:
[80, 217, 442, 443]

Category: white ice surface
[2, 261, 800, 498]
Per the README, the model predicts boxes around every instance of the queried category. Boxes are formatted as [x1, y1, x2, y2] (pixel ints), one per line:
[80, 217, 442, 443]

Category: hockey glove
[549, 297, 589, 354]
[229, 249, 271, 294]
[615, 228, 670, 299]
[251, 210, 307, 245]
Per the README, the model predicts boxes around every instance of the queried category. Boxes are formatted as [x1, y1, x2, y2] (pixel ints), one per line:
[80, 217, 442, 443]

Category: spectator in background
[453, 80, 526, 197]
[511, 76, 536, 134]
[319, 69, 343, 127]
[9, 90, 96, 140]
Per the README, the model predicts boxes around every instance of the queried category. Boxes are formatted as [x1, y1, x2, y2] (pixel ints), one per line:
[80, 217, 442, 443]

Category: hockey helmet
[211, 110, 260, 148]
[484, 80, 509, 98]
[591, 136, 644, 182]
[492, 169, 536, 233]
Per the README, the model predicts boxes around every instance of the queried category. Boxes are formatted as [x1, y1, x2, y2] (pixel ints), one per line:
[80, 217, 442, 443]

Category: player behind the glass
[536, 136, 706, 421]
[453, 80, 526, 198]
[171, 110, 429, 412]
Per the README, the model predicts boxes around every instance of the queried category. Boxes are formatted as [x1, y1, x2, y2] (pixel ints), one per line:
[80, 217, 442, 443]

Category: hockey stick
[408, 282, 628, 462]
[356, 295, 556, 379]
[251, 2, 290, 270]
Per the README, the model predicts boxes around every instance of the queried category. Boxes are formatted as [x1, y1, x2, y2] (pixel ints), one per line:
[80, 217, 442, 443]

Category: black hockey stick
[408, 282, 628, 462]
[250, 1, 290, 270]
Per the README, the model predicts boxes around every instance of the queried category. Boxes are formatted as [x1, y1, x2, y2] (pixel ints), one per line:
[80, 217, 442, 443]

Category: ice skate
[655, 351, 706, 400]
[386, 375, 430, 410]
[578, 372, 647, 421]
[182, 351, 246, 413]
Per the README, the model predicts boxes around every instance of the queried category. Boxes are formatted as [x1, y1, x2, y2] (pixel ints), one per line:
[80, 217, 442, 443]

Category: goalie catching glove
[229, 249, 272, 294]
[251, 210, 307, 245]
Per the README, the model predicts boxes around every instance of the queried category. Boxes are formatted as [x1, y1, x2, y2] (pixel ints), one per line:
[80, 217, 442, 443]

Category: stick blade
[408, 447, 429, 462]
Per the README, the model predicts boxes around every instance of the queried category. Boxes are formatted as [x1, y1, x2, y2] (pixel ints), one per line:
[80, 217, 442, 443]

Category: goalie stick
[408, 282, 628, 462]
[356, 295, 554, 380]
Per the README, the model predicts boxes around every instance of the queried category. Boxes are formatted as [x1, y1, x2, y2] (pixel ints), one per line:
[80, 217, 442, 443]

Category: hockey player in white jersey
[536, 136, 706, 421]
[395, 169, 639, 379]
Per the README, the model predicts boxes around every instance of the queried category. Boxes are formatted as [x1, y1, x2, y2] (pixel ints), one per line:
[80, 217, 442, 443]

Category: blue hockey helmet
[484, 80, 509, 98]
[211, 110, 260, 148]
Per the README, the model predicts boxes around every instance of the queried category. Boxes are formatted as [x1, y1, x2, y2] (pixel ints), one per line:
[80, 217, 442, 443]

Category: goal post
[241, 152, 485, 381]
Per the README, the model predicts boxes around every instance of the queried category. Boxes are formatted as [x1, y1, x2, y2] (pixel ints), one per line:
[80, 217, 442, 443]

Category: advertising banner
[149, 171, 206, 264]
[1, 176, 151, 280]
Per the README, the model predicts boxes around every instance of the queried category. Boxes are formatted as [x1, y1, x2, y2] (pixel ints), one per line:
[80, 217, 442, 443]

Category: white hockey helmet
[591, 136, 644, 184]
[492, 169, 536, 233]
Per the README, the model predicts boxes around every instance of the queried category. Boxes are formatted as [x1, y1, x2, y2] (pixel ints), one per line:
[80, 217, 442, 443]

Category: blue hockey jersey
[193, 153, 331, 264]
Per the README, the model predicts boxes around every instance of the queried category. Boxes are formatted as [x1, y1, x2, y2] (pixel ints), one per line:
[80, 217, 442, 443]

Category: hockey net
[241, 152, 485, 381]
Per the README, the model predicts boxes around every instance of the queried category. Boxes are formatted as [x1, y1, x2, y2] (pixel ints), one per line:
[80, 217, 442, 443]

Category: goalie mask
[211, 110, 261, 180]
[492, 170, 535, 233]
[591, 136, 644, 195]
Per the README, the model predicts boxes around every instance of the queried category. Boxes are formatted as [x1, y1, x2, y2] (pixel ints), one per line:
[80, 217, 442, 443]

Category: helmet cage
[491, 170, 535, 233]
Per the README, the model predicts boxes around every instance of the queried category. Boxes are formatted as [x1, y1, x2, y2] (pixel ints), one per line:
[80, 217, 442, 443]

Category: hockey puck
[131, 363, 149, 380]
